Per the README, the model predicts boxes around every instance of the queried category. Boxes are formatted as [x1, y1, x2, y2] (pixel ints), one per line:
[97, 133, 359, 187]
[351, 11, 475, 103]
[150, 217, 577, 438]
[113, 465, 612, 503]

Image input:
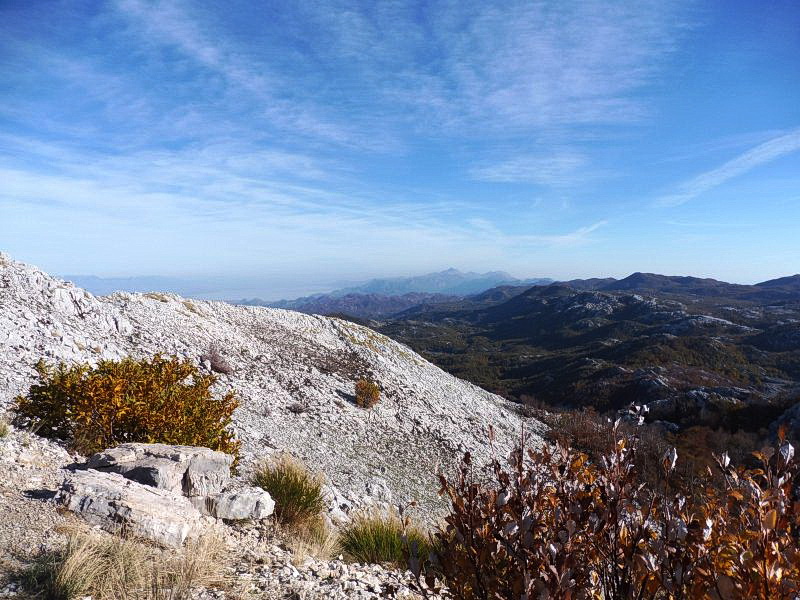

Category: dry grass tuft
[253, 454, 325, 528]
[0, 417, 8, 438]
[143, 292, 170, 303]
[20, 530, 227, 600]
[283, 516, 339, 562]
[181, 300, 201, 315]
[338, 509, 430, 568]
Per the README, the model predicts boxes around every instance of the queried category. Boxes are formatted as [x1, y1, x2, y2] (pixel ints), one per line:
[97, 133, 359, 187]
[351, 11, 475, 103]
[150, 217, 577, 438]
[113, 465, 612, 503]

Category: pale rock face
[365, 477, 392, 503]
[192, 488, 275, 520]
[60, 443, 274, 542]
[87, 443, 233, 496]
[55, 469, 214, 548]
[0, 253, 546, 521]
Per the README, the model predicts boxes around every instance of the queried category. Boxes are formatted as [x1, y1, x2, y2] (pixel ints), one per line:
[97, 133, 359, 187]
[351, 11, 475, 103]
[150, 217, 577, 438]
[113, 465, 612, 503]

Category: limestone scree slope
[0, 253, 544, 520]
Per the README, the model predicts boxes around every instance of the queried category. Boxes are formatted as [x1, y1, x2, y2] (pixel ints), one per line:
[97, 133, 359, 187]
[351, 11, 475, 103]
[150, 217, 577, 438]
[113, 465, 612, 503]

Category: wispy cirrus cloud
[1, 133, 606, 279]
[411, 1, 687, 132]
[470, 152, 588, 186]
[110, 0, 690, 144]
[112, 0, 394, 150]
[0, 0, 726, 284]
[657, 127, 800, 206]
[466, 217, 607, 246]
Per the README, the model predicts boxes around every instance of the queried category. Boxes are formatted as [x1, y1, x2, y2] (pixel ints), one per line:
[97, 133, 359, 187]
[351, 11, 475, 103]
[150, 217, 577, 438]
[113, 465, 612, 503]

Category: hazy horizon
[2, 1, 799, 283]
[56, 264, 800, 302]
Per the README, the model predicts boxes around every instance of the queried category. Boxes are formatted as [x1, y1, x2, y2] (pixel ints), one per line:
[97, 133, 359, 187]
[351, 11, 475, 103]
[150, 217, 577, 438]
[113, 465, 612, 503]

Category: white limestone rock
[86, 443, 233, 496]
[55, 469, 213, 548]
[0, 253, 546, 522]
[192, 487, 275, 520]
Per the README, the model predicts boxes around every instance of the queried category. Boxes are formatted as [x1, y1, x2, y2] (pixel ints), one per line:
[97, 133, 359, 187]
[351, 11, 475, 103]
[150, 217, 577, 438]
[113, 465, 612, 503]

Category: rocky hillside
[381, 281, 800, 436]
[0, 253, 543, 521]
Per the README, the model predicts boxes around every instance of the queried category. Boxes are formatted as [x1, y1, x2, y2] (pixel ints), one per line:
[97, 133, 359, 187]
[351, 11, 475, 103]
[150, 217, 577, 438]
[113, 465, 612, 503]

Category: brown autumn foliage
[414, 422, 800, 599]
[354, 378, 381, 408]
[13, 355, 240, 458]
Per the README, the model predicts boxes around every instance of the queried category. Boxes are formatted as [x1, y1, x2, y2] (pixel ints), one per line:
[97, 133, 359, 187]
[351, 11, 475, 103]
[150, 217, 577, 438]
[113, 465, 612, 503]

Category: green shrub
[253, 454, 325, 527]
[354, 379, 380, 408]
[12, 355, 239, 458]
[338, 510, 430, 568]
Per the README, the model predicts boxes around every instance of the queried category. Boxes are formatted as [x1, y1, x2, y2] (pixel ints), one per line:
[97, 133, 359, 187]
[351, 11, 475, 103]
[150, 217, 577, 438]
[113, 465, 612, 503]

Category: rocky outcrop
[0, 254, 543, 521]
[0, 422, 439, 599]
[57, 443, 274, 546]
[56, 469, 213, 548]
[192, 488, 275, 521]
[87, 443, 233, 496]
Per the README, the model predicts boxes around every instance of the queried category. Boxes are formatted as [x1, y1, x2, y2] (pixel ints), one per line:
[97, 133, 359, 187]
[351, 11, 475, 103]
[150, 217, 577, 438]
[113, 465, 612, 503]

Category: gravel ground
[0, 424, 90, 586]
[0, 424, 442, 599]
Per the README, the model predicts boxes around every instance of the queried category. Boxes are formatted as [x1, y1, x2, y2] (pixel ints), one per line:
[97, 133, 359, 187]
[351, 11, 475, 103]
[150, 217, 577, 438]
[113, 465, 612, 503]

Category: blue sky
[1, 0, 799, 297]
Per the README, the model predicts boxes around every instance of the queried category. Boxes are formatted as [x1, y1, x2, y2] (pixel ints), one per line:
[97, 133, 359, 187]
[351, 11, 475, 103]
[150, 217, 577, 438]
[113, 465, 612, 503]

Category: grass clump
[253, 454, 325, 528]
[338, 510, 430, 568]
[0, 417, 8, 438]
[22, 532, 145, 600]
[12, 355, 239, 458]
[284, 516, 339, 562]
[143, 292, 170, 302]
[181, 300, 201, 315]
[20, 530, 226, 600]
[354, 378, 380, 408]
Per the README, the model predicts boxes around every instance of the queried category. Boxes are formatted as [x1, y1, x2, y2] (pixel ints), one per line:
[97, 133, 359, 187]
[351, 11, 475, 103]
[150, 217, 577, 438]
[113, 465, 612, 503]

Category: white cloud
[110, 0, 688, 143]
[470, 152, 588, 186]
[380, 1, 688, 133]
[0, 1, 683, 278]
[657, 127, 800, 206]
[0, 135, 607, 276]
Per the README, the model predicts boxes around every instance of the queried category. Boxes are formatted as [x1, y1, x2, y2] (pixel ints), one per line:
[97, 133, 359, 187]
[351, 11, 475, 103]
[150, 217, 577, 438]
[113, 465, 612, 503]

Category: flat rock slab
[56, 469, 214, 548]
[87, 443, 233, 496]
[191, 487, 275, 520]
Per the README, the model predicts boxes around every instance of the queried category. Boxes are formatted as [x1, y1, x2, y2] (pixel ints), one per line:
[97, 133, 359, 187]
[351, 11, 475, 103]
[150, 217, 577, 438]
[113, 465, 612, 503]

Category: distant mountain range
[65, 269, 800, 320]
[243, 271, 800, 320]
[333, 268, 551, 296]
[238, 269, 553, 317]
[256, 292, 459, 319]
[566, 272, 800, 303]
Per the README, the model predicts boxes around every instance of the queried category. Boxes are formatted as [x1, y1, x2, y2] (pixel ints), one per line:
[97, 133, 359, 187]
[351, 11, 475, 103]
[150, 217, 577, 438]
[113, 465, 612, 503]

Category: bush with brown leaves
[354, 379, 380, 408]
[417, 423, 799, 600]
[13, 355, 239, 458]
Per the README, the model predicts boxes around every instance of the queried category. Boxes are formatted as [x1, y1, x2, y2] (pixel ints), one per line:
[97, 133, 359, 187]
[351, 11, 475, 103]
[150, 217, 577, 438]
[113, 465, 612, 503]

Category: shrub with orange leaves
[13, 355, 240, 458]
[415, 423, 799, 599]
[354, 378, 381, 408]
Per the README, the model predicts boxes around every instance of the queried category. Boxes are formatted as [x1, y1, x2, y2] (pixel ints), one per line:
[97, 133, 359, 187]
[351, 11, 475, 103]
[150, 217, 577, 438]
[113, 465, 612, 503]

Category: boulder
[191, 487, 274, 520]
[87, 443, 232, 496]
[56, 469, 213, 548]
